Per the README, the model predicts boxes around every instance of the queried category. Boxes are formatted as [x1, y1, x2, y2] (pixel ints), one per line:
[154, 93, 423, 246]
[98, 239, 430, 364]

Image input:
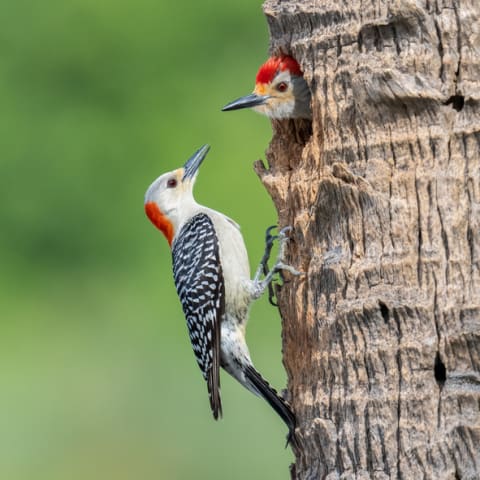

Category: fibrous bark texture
[255, 0, 480, 478]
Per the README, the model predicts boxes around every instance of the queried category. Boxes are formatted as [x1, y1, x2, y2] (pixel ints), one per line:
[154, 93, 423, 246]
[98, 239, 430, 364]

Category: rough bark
[255, 0, 480, 478]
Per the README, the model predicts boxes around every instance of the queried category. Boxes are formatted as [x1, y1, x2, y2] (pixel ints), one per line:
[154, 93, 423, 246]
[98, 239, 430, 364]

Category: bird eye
[167, 178, 177, 188]
[276, 82, 288, 92]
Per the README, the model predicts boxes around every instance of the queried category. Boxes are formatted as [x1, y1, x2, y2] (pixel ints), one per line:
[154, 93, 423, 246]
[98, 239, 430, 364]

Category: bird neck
[291, 76, 312, 119]
[145, 202, 175, 246]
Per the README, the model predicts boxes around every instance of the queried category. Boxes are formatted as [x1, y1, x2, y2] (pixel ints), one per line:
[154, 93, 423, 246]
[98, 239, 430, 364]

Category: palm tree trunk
[256, 0, 480, 478]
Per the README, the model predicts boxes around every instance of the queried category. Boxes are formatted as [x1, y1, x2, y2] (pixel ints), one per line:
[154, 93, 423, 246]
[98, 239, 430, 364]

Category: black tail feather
[244, 365, 297, 447]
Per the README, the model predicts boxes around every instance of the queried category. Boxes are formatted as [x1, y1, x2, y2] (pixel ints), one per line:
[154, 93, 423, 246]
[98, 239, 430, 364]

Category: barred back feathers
[172, 213, 224, 419]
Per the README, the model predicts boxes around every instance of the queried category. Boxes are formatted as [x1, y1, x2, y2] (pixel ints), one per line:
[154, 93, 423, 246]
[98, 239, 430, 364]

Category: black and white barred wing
[172, 213, 224, 419]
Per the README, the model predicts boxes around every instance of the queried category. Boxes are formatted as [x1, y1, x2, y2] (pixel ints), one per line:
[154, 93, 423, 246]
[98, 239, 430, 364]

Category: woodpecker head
[222, 55, 311, 119]
[144, 145, 208, 246]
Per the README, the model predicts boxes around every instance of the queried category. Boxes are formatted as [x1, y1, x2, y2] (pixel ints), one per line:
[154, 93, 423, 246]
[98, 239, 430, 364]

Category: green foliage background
[0, 1, 293, 478]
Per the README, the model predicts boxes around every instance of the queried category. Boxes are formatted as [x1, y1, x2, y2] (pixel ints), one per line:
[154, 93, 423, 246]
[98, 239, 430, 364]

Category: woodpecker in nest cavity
[222, 55, 311, 119]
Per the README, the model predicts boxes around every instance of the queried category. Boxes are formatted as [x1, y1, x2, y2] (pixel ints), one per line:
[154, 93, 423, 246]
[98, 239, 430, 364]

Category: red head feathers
[255, 55, 303, 85]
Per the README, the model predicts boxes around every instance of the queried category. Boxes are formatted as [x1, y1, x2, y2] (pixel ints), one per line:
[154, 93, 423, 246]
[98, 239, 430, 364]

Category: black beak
[182, 144, 210, 181]
[222, 93, 270, 112]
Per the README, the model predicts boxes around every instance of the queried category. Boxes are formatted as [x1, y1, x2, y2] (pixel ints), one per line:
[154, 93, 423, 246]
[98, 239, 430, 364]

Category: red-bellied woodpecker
[144, 145, 298, 445]
[222, 55, 311, 119]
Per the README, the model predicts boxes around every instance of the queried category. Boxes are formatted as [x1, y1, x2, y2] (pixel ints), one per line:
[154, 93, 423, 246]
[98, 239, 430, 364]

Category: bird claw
[260, 225, 278, 304]
[261, 225, 278, 273]
[253, 225, 300, 303]
[278, 225, 293, 238]
[268, 284, 279, 307]
[265, 224, 279, 242]
[275, 261, 303, 277]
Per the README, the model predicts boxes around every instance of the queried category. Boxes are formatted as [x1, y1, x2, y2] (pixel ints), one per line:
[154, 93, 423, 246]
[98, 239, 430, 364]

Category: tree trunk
[255, 0, 480, 478]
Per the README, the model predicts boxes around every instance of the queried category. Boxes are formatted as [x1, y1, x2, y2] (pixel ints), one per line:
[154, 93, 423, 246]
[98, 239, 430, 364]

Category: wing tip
[211, 396, 223, 420]
[207, 366, 223, 420]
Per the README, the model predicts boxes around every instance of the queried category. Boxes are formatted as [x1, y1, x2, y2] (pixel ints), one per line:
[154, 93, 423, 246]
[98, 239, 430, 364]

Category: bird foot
[252, 226, 301, 301]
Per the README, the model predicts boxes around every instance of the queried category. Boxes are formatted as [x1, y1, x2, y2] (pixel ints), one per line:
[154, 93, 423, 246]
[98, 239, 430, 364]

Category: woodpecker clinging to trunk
[222, 55, 311, 119]
[144, 145, 298, 445]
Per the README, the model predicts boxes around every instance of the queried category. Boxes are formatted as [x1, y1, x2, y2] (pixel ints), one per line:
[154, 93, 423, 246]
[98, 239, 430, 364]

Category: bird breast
[204, 208, 252, 318]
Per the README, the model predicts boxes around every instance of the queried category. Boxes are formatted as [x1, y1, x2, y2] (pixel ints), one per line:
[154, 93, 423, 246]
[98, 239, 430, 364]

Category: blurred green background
[0, 1, 293, 479]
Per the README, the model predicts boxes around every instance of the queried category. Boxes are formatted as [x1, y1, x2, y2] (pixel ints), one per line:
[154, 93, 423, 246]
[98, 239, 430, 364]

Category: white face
[253, 71, 296, 119]
[144, 168, 196, 225]
[250, 70, 311, 119]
